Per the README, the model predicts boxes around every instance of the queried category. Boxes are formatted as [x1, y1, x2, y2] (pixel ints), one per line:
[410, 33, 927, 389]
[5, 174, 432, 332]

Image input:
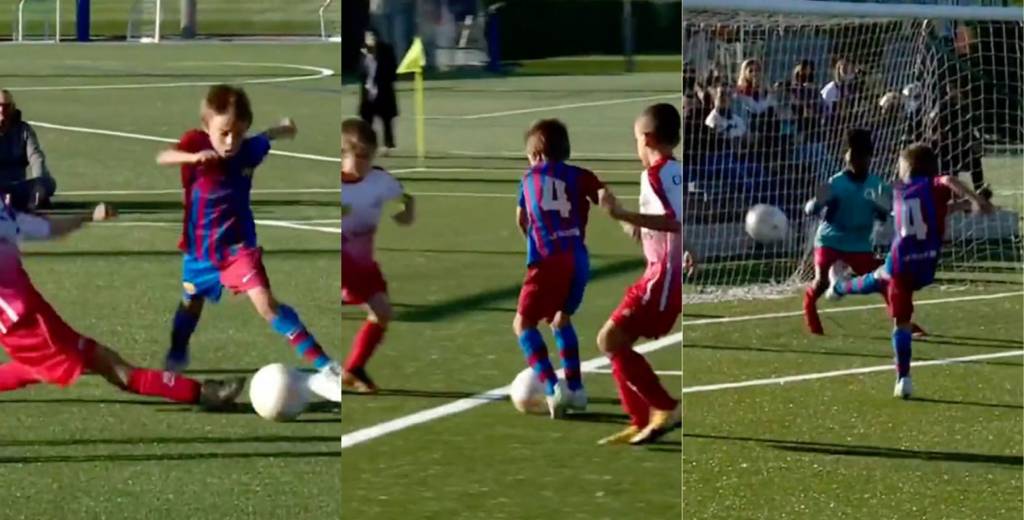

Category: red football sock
[611, 349, 677, 412]
[803, 286, 824, 335]
[345, 320, 385, 371]
[127, 369, 201, 403]
[0, 362, 41, 392]
[611, 360, 650, 428]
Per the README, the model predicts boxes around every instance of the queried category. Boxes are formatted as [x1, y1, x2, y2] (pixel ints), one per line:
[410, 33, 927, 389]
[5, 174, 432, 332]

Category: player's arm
[803, 183, 832, 215]
[940, 175, 994, 215]
[17, 203, 116, 241]
[515, 206, 528, 237]
[392, 192, 415, 226]
[262, 118, 298, 141]
[610, 209, 681, 233]
[156, 149, 218, 166]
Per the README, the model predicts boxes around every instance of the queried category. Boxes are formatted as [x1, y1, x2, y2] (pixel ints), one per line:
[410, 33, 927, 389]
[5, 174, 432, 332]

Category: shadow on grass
[683, 343, 895, 361]
[685, 433, 1023, 467]
[909, 397, 1023, 410]
[0, 449, 339, 465]
[0, 434, 338, 448]
[393, 257, 644, 323]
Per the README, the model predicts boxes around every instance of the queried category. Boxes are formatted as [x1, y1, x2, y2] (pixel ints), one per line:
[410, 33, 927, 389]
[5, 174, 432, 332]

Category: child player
[514, 119, 613, 418]
[0, 198, 245, 409]
[156, 85, 340, 403]
[598, 103, 683, 445]
[827, 143, 993, 398]
[339, 118, 414, 393]
[803, 128, 926, 336]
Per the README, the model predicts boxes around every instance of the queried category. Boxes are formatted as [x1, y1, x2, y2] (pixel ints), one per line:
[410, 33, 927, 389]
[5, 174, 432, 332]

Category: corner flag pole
[396, 37, 427, 165]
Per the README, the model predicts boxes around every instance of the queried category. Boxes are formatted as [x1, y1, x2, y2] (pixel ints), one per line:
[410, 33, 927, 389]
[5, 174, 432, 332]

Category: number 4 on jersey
[899, 198, 928, 240]
[541, 177, 572, 218]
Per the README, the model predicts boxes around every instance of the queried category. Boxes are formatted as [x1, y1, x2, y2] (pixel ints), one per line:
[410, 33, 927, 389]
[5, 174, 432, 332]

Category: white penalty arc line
[27, 121, 338, 163]
[8, 62, 335, 92]
[683, 350, 1023, 394]
[340, 290, 1023, 450]
[426, 94, 678, 120]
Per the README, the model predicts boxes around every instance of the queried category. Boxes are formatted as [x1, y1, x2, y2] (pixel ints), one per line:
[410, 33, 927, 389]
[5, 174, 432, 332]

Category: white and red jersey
[341, 167, 404, 265]
[0, 199, 52, 333]
[637, 157, 683, 310]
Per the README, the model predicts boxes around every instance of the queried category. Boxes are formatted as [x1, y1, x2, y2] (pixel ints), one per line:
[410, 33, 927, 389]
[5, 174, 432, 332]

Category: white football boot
[546, 380, 570, 419]
[306, 362, 342, 403]
[893, 376, 913, 400]
[567, 387, 588, 412]
[825, 261, 851, 301]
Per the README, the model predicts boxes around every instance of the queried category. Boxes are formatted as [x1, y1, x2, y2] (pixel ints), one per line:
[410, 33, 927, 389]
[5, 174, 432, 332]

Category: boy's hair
[525, 119, 571, 162]
[845, 128, 874, 157]
[342, 118, 378, 156]
[901, 143, 940, 178]
[202, 85, 253, 126]
[640, 103, 681, 148]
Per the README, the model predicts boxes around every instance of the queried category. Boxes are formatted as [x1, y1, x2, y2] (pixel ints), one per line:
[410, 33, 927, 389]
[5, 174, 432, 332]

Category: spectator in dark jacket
[359, 29, 399, 153]
[0, 89, 56, 211]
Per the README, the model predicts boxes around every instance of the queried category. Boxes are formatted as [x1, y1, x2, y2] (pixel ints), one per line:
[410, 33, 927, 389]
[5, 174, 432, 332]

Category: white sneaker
[825, 261, 851, 301]
[306, 362, 342, 403]
[567, 387, 588, 412]
[546, 380, 569, 419]
[893, 376, 912, 399]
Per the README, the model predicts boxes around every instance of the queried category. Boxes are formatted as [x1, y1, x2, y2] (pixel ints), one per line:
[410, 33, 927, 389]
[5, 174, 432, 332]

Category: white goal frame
[319, 0, 340, 41]
[684, 0, 1023, 21]
[16, 0, 60, 42]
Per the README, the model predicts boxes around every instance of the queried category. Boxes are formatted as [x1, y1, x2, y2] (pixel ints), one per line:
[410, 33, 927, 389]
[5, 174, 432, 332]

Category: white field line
[340, 290, 1023, 450]
[59, 188, 627, 199]
[586, 368, 682, 376]
[8, 62, 334, 92]
[255, 219, 340, 234]
[683, 350, 1023, 394]
[100, 219, 339, 228]
[27, 121, 338, 163]
[425, 94, 678, 120]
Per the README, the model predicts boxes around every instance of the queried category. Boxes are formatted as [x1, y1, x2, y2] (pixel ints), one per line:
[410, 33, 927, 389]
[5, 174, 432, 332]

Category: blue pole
[76, 0, 90, 42]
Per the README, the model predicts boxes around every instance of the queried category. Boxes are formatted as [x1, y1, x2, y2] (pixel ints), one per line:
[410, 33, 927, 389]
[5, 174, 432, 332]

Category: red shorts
[814, 247, 880, 276]
[342, 253, 387, 305]
[517, 251, 588, 324]
[0, 285, 96, 387]
[610, 263, 682, 339]
[886, 274, 918, 322]
[182, 247, 270, 302]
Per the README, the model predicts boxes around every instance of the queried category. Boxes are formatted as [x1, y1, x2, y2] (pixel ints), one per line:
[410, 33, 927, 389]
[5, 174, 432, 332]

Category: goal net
[683, 0, 1023, 302]
[126, 0, 163, 42]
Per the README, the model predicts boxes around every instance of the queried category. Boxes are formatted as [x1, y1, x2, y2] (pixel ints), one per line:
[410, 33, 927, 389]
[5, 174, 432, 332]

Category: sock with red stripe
[553, 324, 582, 391]
[518, 328, 558, 396]
[271, 304, 332, 369]
[611, 360, 650, 428]
[834, 272, 882, 296]
[0, 362, 41, 392]
[344, 320, 385, 371]
[803, 286, 824, 334]
[611, 348, 677, 411]
[126, 368, 201, 403]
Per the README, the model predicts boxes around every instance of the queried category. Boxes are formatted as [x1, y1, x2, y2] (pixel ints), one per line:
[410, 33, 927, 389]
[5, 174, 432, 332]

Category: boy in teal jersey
[803, 129, 925, 336]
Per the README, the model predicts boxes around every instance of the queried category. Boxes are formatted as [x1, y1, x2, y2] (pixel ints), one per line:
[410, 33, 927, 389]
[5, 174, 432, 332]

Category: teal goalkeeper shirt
[814, 171, 889, 253]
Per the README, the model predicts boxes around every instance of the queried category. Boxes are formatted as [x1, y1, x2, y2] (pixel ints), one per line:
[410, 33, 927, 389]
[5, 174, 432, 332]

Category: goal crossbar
[685, 0, 1023, 22]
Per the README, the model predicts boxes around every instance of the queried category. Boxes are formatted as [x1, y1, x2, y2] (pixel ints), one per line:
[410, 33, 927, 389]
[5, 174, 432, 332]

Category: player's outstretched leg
[803, 267, 831, 335]
[551, 312, 586, 411]
[0, 362, 42, 391]
[88, 343, 245, 410]
[597, 321, 679, 445]
[827, 269, 885, 300]
[165, 298, 204, 373]
[513, 314, 565, 419]
[343, 292, 392, 394]
[246, 287, 340, 403]
[891, 323, 914, 399]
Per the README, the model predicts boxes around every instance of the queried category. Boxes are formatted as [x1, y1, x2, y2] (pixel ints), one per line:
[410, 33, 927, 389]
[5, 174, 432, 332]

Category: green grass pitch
[1, 43, 341, 519]
[339, 62, 683, 519]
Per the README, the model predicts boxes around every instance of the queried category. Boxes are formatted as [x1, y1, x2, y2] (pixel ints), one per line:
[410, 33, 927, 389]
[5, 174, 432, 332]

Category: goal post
[319, 0, 340, 41]
[126, 0, 162, 43]
[15, 0, 61, 42]
[682, 0, 1023, 301]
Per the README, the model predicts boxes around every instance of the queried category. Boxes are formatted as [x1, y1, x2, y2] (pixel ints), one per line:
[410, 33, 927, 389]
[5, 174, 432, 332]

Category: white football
[745, 204, 789, 243]
[249, 363, 309, 422]
[509, 368, 547, 415]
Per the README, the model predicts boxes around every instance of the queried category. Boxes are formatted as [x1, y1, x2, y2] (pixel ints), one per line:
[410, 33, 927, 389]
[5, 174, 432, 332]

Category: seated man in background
[0, 89, 57, 211]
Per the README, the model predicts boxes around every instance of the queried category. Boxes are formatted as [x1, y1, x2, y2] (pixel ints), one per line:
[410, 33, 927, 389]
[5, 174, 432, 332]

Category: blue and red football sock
[271, 304, 332, 370]
[553, 324, 582, 391]
[834, 272, 882, 296]
[518, 328, 558, 396]
[892, 328, 912, 378]
[169, 304, 200, 357]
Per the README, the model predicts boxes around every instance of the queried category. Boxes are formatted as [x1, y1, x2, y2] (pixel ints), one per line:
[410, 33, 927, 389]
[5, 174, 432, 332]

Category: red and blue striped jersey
[890, 176, 952, 273]
[518, 162, 603, 265]
[176, 129, 271, 264]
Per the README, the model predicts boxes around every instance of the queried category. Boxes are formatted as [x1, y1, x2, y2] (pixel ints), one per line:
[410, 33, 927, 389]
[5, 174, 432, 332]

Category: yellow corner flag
[396, 37, 425, 74]
[396, 37, 426, 163]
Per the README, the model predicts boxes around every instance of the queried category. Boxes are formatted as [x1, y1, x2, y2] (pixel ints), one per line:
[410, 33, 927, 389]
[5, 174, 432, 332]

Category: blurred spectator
[820, 58, 858, 113]
[927, 73, 987, 193]
[359, 28, 399, 153]
[704, 84, 747, 139]
[0, 89, 56, 211]
[735, 58, 774, 117]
